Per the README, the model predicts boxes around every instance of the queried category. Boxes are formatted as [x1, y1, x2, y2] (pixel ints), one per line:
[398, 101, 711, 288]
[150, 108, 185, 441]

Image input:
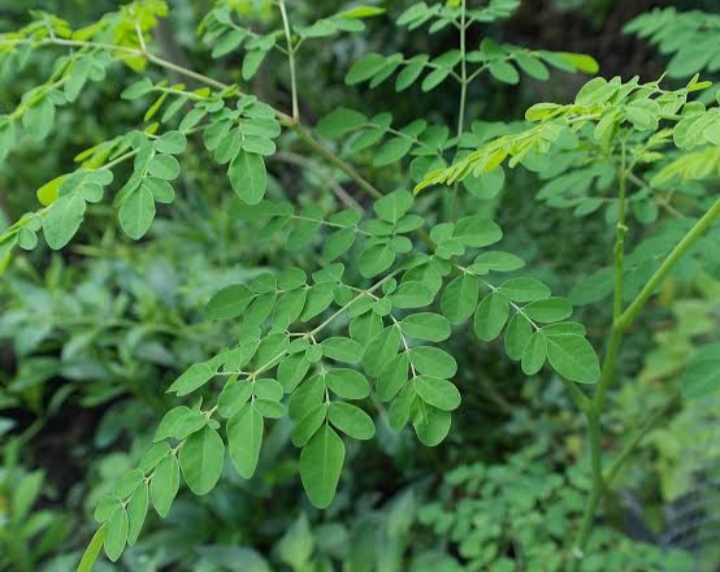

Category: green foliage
[625, 8, 720, 79]
[418, 448, 695, 571]
[1, 0, 720, 569]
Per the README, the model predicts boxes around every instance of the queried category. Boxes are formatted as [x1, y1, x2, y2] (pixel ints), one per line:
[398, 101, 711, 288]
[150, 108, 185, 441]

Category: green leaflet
[328, 402, 375, 440]
[43, 193, 86, 250]
[325, 369, 371, 400]
[474, 292, 510, 342]
[300, 425, 345, 509]
[228, 405, 264, 478]
[413, 375, 461, 411]
[292, 403, 327, 447]
[441, 274, 479, 324]
[500, 278, 551, 303]
[229, 151, 267, 204]
[119, 185, 156, 240]
[545, 333, 601, 383]
[167, 362, 216, 396]
[412, 400, 451, 447]
[179, 426, 225, 495]
[206, 285, 255, 320]
[409, 346, 458, 379]
[150, 455, 180, 518]
[522, 331, 547, 375]
[400, 313, 451, 342]
[104, 507, 128, 562]
[126, 483, 148, 546]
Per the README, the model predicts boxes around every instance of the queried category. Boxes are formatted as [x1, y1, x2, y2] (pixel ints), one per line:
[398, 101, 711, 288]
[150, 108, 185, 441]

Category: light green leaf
[167, 362, 216, 396]
[359, 242, 395, 278]
[525, 297, 573, 323]
[413, 375, 461, 411]
[150, 455, 179, 518]
[373, 190, 413, 223]
[377, 353, 409, 402]
[206, 285, 255, 320]
[317, 108, 368, 139]
[321, 337, 363, 364]
[504, 314, 533, 361]
[325, 369, 370, 400]
[346, 53, 387, 85]
[127, 484, 148, 546]
[412, 401, 451, 446]
[328, 402, 375, 440]
[228, 405, 264, 478]
[179, 426, 225, 495]
[43, 193, 86, 250]
[499, 277, 551, 302]
[148, 154, 181, 180]
[291, 403, 327, 447]
[474, 292, 510, 341]
[489, 60, 519, 84]
[23, 97, 55, 141]
[390, 281, 434, 309]
[441, 274, 478, 324]
[104, 507, 128, 562]
[229, 151, 267, 204]
[363, 325, 402, 376]
[522, 330, 547, 375]
[300, 425, 345, 509]
[453, 216, 503, 248]
[119, 186, 156, 240]
[400, 313, 451, 342]
[409, 346, 457, 378]
[545, 333, 601, 383]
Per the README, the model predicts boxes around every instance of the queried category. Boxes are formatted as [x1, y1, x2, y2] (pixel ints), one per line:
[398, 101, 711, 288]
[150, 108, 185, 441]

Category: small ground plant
[1, 1, 719, 570]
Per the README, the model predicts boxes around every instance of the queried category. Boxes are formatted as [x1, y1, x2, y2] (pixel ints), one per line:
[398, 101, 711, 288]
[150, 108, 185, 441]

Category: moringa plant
[0, 1, 719, 570]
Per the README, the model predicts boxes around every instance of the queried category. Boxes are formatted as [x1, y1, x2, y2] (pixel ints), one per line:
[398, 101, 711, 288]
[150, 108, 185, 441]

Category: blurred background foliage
[1, 0, 719, 570]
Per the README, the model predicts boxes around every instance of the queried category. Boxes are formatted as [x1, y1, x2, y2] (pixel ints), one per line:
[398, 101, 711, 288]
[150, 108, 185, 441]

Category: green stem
[277, 0, 299, 121]
[617, 197, 720, 331]
[457, 0, 468, 136]
[282, 118, 383, 200]
[570, 190, 720, 567]
[570, 148, 630, 565]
